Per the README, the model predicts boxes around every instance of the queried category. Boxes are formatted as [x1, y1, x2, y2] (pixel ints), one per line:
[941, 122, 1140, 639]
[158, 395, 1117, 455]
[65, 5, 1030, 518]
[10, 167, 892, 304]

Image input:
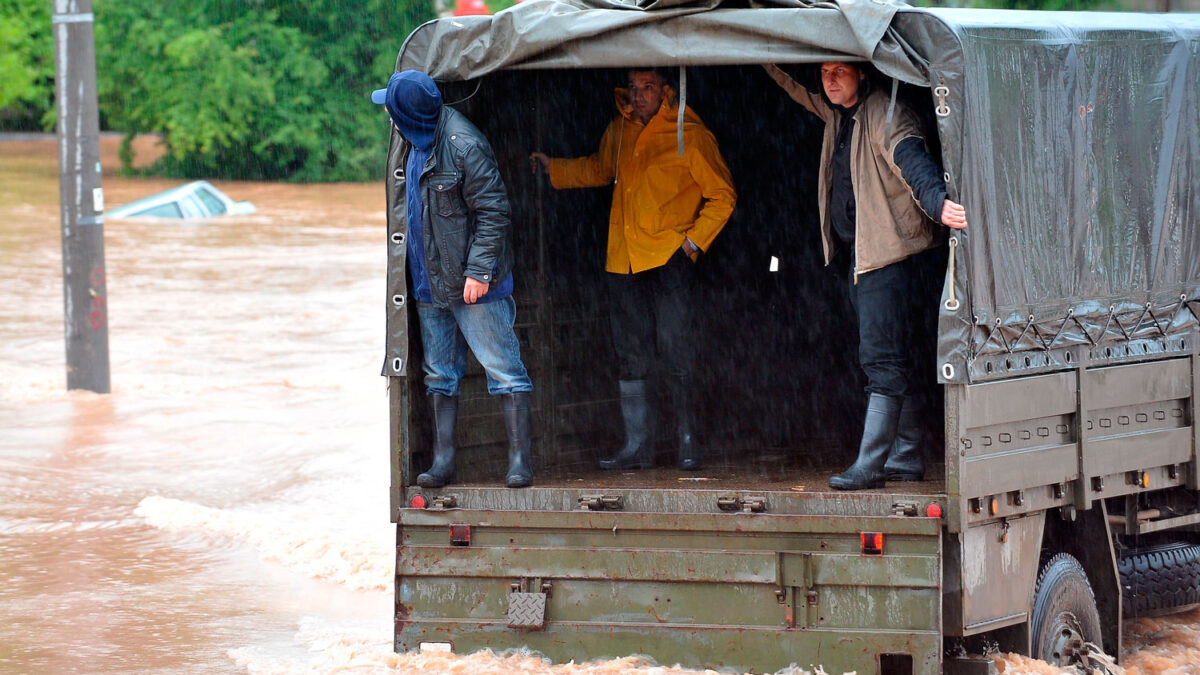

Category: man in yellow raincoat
[531, 68, 736, 472]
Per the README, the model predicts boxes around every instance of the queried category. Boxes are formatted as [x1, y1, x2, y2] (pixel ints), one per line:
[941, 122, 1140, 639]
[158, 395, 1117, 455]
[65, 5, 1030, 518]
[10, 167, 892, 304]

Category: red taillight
[449, 523, 471, 546]
[861, 532, 884, 556]
[926, 502, 943, 518]
[410, 495, 427, 509]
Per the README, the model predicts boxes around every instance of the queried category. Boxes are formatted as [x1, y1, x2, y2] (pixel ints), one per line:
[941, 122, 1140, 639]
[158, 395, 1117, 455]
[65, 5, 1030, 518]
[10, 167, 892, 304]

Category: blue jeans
[416, 296, 533, 396]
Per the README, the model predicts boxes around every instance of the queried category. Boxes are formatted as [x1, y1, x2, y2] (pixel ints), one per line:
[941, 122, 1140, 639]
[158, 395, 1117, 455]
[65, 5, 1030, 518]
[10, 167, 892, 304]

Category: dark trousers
[848, 256, 916, 397]
[607, 250, 694, 392]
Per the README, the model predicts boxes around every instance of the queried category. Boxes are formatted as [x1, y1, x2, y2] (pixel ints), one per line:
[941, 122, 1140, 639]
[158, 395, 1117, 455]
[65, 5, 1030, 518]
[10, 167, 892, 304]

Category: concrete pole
[53, 0, 110, 393]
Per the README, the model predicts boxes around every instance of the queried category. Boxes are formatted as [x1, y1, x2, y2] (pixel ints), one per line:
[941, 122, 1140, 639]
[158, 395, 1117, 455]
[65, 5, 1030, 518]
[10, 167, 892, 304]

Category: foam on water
[135, 496, 392, 593]
[228, 615, 802, 675]
[0, 363, 70, 402]
[1122, 608, 1200, 674]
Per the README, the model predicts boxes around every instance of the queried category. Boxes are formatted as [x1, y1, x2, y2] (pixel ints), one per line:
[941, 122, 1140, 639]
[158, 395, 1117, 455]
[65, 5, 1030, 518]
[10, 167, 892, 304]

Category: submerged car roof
[107, 181, 205, 217]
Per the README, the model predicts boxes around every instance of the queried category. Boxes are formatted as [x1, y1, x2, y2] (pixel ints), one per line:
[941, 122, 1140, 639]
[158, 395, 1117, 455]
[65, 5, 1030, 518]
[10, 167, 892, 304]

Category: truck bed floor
[451, 463, 947, 495]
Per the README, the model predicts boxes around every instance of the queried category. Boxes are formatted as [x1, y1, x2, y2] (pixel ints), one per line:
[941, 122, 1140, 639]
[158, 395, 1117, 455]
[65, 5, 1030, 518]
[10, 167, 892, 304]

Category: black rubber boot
[670, 380, 701, 471]
[884, 396, 926, 481]
[597, 380, 653, 470]
[417, 393, 457, 488]
[502, 392, 533, 488]
[829, 394, 903, 491]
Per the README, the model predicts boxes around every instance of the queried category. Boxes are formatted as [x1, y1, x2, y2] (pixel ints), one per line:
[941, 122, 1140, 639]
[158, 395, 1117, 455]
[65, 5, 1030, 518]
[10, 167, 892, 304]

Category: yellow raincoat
[547, 87, 736, 274]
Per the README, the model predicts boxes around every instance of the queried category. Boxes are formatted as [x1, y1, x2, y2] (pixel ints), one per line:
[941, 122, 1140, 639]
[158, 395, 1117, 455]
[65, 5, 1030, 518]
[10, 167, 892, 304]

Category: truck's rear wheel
[1118, 542, 1200, 616]
[1031, 553, 1104, 667]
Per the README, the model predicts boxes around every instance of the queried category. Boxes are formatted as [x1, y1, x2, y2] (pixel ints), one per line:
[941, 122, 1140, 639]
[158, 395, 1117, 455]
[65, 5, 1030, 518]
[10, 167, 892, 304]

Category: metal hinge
[578, 494, 624, 511]
[429, 495, 458, 510]
[717, 496, 767, 513]
[892, 500, 920, 516]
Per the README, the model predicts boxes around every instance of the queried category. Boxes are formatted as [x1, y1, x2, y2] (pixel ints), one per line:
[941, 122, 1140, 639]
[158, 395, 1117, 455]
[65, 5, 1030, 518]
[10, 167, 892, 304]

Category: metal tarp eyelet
[392, 357, 402, 372]
[934, 86, 951, 117]
[393, 168, 404, 180]
[392, 294, 405, 307]
[942, 363, 956, 379]
[391, 232, 404, 244]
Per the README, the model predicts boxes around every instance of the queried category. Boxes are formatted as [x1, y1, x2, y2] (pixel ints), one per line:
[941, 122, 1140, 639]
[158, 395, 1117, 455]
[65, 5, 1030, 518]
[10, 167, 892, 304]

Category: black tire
[1118, 542, 1200, 616]
[1031, 553, 1104, 666]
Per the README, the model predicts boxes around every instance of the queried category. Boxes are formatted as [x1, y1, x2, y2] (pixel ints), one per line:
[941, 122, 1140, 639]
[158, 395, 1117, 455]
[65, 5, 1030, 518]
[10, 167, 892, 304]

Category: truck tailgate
[397, 490, 944, 674]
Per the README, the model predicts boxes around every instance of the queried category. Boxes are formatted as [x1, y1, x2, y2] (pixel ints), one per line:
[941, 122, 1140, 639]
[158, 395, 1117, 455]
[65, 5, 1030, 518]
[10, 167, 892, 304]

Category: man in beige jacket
[765, 61, 967, 491]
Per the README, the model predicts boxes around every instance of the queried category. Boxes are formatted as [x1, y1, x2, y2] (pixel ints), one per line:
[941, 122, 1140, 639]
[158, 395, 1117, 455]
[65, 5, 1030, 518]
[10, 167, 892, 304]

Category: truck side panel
[947, 354, 1198, 645]
[950, 357, 1196, 532]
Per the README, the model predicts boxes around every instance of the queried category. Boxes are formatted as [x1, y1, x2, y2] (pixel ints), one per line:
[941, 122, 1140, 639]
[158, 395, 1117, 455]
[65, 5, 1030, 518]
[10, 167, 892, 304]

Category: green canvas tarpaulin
[387, 0, 1200, 384]
[397, 0, 922, 83]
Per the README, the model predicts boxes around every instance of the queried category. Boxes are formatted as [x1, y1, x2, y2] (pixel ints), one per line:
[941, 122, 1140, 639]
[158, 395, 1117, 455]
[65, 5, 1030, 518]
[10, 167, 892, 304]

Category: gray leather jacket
[398, 107, 514, 307]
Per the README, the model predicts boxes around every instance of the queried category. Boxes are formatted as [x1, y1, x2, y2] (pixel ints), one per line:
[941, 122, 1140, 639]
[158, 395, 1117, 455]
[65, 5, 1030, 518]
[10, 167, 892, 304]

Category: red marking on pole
[89, 277, 106, 330]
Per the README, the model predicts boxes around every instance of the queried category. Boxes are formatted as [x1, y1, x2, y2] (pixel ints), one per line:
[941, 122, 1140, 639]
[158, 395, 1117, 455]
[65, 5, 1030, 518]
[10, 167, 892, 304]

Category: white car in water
[107, 180, 256, 219]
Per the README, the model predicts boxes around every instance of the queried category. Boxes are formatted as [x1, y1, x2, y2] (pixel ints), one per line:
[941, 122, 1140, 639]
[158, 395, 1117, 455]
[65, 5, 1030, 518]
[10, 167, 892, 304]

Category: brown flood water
[1, 135, 1197, 674]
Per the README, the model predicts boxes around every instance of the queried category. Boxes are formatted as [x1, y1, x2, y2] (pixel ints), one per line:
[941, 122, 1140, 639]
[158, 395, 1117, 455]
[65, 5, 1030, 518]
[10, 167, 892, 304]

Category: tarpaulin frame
[386, 0, 1200, 385]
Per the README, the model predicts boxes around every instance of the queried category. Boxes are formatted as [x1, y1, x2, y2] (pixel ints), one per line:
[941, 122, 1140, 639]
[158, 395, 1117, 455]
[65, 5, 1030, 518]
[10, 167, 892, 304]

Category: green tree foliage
[0, 0, 53, 129]
[248, 0, 438, 181]
[94, 3, 329, 179]
[94, 0, 434, 180]
[0, 0, 433, 180]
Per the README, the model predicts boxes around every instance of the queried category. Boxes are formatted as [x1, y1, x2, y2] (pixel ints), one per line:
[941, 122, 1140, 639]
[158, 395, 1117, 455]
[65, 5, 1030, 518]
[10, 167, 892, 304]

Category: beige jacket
[765, 64, 939, 279]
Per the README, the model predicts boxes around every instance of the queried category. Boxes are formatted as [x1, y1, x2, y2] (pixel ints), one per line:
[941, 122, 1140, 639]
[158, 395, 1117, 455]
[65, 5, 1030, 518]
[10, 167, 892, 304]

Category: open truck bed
[383, 3, 1200, 674]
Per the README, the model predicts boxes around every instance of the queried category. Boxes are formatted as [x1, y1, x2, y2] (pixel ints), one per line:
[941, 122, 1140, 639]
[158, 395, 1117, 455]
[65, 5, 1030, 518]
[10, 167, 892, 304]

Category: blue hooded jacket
[384, 71, 511, 304]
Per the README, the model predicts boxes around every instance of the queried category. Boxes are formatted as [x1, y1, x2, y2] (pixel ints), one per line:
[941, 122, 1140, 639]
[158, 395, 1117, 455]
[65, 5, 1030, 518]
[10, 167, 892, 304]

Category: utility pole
[53, 0, 110, 393]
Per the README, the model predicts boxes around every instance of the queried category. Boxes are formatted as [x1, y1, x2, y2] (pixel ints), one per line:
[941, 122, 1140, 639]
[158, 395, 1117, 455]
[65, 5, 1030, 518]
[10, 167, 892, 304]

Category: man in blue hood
[372, 70, 534, 488]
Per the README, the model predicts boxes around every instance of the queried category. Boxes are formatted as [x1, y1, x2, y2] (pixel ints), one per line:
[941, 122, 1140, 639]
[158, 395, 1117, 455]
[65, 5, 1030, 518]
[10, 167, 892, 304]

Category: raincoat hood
[612, 84, 698, 127]
[382, 71, 442, 150]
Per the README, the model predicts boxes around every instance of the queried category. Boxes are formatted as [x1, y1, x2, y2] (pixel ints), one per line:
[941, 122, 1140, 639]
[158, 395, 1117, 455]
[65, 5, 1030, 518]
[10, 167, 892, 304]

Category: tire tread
[1118, 542, 1200, 615]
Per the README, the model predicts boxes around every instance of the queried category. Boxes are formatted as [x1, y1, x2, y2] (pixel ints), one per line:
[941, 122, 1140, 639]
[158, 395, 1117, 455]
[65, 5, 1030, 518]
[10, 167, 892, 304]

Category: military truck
[381, 2, 1200, 673]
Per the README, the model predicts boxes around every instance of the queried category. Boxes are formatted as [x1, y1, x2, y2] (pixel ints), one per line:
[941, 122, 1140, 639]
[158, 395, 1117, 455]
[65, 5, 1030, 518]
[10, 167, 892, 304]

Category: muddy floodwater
[1, 135, 1197, 674]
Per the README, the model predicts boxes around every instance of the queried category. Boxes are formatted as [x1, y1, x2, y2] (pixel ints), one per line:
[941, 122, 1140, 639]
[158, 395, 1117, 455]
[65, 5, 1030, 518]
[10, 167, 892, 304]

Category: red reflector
[449, 523, 471, 546]
[861, 532, 884, 556]
[926, 502, 943, 518]
[411, 495, 427, 509]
